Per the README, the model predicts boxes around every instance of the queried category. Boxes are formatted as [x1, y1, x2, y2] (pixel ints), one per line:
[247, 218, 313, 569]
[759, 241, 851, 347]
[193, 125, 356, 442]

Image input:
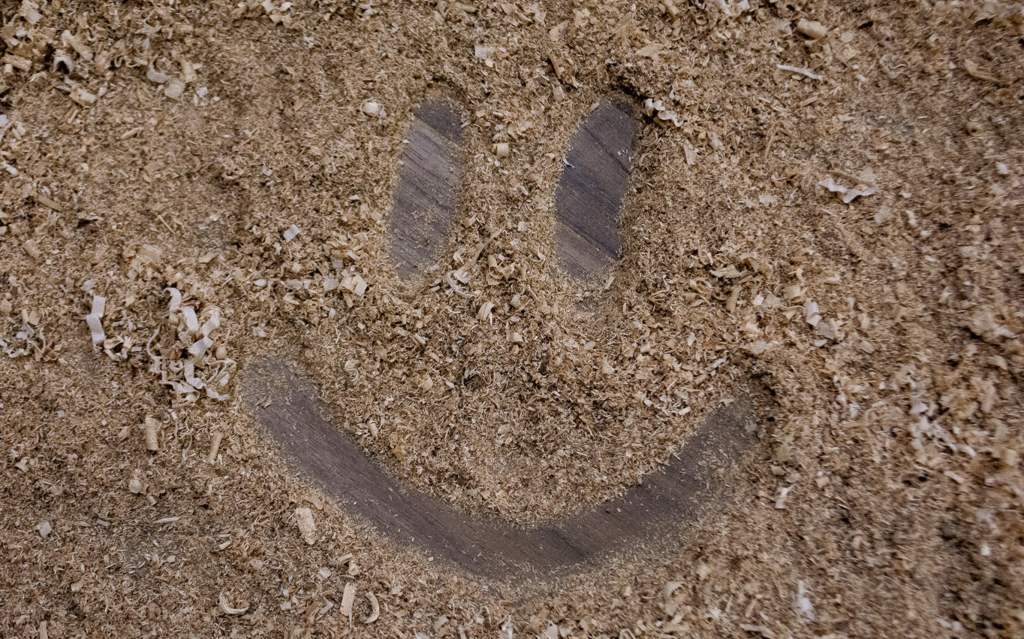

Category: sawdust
[2, 0, 1024, 636]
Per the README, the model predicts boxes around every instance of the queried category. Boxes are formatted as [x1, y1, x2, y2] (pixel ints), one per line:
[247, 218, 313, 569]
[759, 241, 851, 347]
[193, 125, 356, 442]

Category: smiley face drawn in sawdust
[243, 96, 762, 581]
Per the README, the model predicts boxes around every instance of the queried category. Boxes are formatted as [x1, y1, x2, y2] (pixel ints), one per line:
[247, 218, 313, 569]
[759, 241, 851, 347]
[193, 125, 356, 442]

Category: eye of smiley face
[244, 95, 759, 580]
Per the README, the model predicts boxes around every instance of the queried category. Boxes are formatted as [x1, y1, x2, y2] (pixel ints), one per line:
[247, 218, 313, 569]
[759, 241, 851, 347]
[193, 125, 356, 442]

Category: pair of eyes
[389, 97, 635, 286]
[245, 96, 755, 580]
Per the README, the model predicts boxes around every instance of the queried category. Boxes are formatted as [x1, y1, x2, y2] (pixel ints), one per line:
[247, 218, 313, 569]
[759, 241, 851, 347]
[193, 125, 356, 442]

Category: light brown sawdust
[2, 0, 1024, 637]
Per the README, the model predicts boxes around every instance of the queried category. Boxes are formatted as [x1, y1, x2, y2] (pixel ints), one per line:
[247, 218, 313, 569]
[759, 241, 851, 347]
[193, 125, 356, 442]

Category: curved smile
[244, 97, 758, 580]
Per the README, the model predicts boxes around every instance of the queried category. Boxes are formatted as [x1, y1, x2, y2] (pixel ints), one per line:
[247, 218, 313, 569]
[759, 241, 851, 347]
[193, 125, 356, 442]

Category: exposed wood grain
[243, 358, 756, 579]
[554, 99, 639, 281]
[388, 100, 463, 280]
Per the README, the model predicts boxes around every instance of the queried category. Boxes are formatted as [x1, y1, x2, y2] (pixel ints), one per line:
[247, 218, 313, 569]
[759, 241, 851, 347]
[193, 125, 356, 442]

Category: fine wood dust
[1, 0, 1023, 637]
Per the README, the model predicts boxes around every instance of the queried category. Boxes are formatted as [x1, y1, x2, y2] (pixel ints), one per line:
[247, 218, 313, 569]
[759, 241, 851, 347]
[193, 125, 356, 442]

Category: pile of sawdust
[2, 0, 1024, 636]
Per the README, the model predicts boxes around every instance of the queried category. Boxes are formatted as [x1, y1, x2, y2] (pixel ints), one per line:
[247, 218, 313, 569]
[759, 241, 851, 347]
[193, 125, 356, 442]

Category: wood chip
[683, 141, 697, 166]
[22, 239, 41, 261]
[33, 194, 64, 212]
[796, 19, 828, 39]
[294, 507, 317, 544]
[477, 301, 494, 321]
[164, 78, 186, 100]
[207, 431, 224, 463]
[777, 64, 823, 81]
[70, 86, 97, 107]
[146, 67, 169, 84]
[2, 54, 31, 72]
[963, 59, 1003, 86]
[547, 49, 574, 84]
[740, 624, 776, 639]
[340, 582, 357, 617]
[144, 416, 160, 451]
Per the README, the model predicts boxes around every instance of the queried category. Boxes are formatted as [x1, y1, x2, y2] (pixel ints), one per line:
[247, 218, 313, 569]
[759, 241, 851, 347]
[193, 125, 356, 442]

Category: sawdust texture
[2, 0, 1024, 636]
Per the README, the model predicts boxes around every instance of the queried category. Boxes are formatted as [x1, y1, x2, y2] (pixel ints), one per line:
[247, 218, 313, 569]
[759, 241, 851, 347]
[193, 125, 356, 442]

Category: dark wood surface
[388, 100, 463, 280]
[243, 358, 756, 579]
[555, 99, 639, 281]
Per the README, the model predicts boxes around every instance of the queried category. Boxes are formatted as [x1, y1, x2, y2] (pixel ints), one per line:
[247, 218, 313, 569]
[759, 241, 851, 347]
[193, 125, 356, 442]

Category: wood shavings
[19, 0, 42, 23]
[804, 301, 821, 327]
[154, 287, 235, 402]
[178, 57, 198, 84]
[201, 309, 221, 338]
[166, 288, 182, 312]
[966, 306, 1015, 343]
[963, 59, 1003, 86]
[85, 295, 106, 347]
[547, 49, 577, 86]
[1, 321, 45, 360]
[283, 224, 301, 242]
[445, 271, 475, 298]
[340, 273, 368, 297]
[775, 486, 790, 508]
[683, 141, 697, 166]
[635, 42, 667, 61]
[477, 301, 495, 321]
[793, 581, 814, 619]
[218, 591, 249, 615]
[663, 581, 682, 600]
[146, 66, 169, 84]
[817, 176, 876, 203]
[52, 61, 74, 88]
[60, 30, 93, 61]
[777, 64, 823, 81]
[746, 340, 771, 356]
[189, 336, 213, 357]
[708, 0, 750, 17]
[500, 617, 514, 639]
[2, 54, 31, 72]
[294, 507, 317, 544]
[642, 98, 682, 127]
[128, 245, 163, 277]
[363, 592, 380, 624]
[180, 307, 200, 335]
[2, 0, 1022, 630]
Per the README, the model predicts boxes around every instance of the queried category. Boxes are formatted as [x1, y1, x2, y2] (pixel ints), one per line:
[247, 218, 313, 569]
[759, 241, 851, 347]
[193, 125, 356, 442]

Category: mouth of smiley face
[243, 95, 762, 578]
